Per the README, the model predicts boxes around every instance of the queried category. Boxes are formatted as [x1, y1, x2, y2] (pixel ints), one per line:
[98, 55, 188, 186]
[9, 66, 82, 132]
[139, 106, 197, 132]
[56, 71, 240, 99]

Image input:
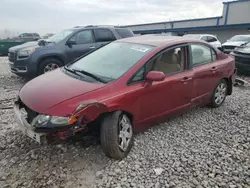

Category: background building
[123, 0, 250, 43]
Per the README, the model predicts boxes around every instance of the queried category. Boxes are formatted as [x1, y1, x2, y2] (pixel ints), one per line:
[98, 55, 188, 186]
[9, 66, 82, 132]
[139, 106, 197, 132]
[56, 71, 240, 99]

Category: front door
[190, 43, 220, 105]
[129, 45, 194, 125]
[65, 29, 96, 63]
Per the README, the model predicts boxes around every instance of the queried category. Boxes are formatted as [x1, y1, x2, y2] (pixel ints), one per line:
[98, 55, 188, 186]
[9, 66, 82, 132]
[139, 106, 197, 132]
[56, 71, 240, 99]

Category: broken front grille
[19, 100, 39, 124]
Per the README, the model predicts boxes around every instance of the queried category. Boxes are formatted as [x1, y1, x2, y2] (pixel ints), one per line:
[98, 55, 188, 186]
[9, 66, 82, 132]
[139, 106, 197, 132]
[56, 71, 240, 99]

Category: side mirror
[66, 40, 76, 47]
[146, 71, 165, 82]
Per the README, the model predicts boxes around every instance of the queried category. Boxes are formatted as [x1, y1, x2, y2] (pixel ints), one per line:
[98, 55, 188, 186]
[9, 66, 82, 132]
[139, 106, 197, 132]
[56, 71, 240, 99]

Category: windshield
[246, 42, 250, 47]
[70, 42, 154, 82]
[229, 35, 250, 42]
[47, 29, 73, 43]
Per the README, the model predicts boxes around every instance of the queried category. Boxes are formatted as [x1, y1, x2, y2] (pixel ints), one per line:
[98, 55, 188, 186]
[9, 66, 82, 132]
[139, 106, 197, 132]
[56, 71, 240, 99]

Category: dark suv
[8, 26, 134, 78]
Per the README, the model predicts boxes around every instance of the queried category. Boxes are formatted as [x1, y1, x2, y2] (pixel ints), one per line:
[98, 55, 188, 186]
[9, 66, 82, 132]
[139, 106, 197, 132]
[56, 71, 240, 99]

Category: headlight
[31, 114, 77, 127]
[32, 114, 50, 126]
[17, 47, 37, 58]
[50, 116, 69, 125]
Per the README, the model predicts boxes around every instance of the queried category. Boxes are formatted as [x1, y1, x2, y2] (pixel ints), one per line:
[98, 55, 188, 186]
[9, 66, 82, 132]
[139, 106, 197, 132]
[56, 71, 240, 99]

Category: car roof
[185, 34, 216, 37]
[72, 25, 128, 30]
[117, 35, 201, 47]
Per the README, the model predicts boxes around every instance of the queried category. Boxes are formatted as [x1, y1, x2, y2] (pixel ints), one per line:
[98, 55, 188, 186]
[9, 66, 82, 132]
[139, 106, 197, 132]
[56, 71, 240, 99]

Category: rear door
[93, 28, 116, 48]
[65, 29, 96, 63]
[189, 43, 220, 106]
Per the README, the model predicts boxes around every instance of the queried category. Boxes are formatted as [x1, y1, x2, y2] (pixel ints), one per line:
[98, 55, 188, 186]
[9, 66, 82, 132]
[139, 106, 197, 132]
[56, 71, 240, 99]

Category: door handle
[181, 77, 192, 83]
[210, 67, 218, 72]
[89, 46, 95, 49]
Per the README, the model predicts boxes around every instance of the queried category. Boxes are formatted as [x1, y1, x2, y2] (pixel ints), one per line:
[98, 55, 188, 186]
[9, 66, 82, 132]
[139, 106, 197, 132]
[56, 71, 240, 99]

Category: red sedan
[14, 35, 236, 159]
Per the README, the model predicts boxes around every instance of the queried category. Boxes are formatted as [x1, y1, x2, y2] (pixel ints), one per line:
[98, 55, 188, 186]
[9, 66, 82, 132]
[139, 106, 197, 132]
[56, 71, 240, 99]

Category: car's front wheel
[100, 111, 133, 160]
[38, 58, 63, 75]
[210, 79, 228, 108]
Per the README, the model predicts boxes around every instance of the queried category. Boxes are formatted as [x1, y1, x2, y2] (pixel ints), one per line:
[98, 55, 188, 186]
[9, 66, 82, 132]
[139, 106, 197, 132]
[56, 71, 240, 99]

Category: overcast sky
[0, 0, 229, 37]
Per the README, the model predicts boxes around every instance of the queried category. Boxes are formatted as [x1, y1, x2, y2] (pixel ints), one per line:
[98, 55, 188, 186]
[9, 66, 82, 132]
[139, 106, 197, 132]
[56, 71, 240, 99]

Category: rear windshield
[115, 28, 134, 38]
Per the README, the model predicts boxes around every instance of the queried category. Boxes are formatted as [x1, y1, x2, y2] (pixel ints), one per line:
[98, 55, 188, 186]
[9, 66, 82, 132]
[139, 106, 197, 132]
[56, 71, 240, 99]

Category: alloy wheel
[44, 63, 60, 73]
[118, 115, 133, 152]
[214, 82, 227, 105]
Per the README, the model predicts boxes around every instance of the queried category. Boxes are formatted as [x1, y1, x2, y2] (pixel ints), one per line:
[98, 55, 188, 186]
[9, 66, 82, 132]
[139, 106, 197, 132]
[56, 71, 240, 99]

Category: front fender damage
[51, 101, 110, 141]
[72, 101, 110, 123]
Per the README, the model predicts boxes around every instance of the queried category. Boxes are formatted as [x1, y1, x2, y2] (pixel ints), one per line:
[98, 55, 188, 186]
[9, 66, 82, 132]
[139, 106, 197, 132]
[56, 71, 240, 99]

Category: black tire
[100, 111, 134, 160]
[210, 79, 228, 108]
[38, 58, 63, 76]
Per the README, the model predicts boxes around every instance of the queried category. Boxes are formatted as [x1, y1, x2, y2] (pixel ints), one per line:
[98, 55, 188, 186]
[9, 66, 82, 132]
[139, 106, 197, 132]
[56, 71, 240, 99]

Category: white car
[183, 34, 222, 49]
[222, 35, 250, 54]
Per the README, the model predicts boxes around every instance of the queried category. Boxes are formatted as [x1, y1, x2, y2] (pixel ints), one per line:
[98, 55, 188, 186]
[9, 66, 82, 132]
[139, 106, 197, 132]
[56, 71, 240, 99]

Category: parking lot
[0, 56, 250, 188]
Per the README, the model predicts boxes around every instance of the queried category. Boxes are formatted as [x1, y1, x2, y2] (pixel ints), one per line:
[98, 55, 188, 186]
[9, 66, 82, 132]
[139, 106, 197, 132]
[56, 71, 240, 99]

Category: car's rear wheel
[38, 58, 63, 75]
[100, 111, 133, 160]
[210, 79, 228, 108]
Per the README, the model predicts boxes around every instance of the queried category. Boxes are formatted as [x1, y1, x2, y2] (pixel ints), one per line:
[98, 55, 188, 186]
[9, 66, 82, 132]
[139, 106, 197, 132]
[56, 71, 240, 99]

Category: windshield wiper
[64, 66, 83, 77]
[72, 68, 108, 83]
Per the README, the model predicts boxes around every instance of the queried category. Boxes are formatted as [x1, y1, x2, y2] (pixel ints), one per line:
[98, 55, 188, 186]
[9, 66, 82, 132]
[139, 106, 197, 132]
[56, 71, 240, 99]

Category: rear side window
[115, 28, 134, 38]
[33, 33, 40, 37]
[190, 44, 216, 66]
[207, 36, 217, 42]
[25, 33, 33, 37]
[94, 29, 116, 42]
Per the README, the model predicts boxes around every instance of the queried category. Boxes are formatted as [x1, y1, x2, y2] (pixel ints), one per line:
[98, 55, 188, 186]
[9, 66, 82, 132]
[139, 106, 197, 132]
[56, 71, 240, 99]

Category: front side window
[151, 46, 186, 75]
[69, 30, 94, 44]
[70, 42, 154, 81]
[94, 29, 116, 42]
[191, 44, 216, 66]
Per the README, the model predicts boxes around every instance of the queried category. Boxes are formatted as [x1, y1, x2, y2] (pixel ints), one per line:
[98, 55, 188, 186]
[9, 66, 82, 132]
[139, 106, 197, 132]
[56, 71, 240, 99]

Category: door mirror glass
[146, 71, 165, 82]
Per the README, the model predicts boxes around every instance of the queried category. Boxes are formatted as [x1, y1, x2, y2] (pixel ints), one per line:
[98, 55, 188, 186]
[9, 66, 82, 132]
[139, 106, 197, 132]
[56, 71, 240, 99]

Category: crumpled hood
[222, 41, 247, 47]
[19, 69, 105, 114]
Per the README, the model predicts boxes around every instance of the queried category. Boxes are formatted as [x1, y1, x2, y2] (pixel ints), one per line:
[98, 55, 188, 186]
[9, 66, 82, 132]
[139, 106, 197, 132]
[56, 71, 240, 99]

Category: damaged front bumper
[13, 99, 88, 144]
[13, 101, 47, 144]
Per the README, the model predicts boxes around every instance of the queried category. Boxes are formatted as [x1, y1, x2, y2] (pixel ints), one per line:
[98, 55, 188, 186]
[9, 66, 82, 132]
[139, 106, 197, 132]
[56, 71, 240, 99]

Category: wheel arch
[222, 77, 232, 95]
[88, 110, 134, 132]
[38, 55, 65, 67]
[37, 55, 65, 75]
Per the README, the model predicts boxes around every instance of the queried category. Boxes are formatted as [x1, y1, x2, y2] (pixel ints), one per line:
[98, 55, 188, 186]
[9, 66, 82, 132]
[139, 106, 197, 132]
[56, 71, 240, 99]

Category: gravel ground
[0, 56, 250, 188]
